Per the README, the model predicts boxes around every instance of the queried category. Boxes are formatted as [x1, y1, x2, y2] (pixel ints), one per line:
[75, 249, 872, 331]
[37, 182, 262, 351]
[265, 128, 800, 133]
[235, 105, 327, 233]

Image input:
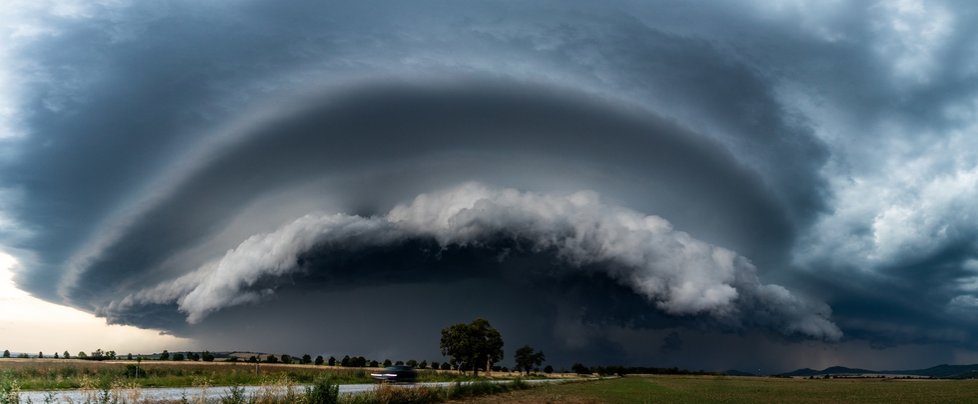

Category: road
[18, 378, 572, 402]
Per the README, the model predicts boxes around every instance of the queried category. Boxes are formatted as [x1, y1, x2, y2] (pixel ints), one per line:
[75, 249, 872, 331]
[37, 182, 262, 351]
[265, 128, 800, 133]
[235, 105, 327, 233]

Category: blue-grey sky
[2, 0, 977, 372]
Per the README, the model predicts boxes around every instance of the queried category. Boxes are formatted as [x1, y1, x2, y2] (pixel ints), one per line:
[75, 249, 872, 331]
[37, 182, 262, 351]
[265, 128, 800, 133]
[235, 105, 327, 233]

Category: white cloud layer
[110, 183, 841, 340]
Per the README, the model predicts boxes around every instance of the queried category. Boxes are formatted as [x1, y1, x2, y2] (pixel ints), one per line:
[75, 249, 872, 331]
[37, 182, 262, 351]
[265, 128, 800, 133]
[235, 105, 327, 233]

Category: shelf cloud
[2, 0, 978, 371]
[105, 183, 840, 340]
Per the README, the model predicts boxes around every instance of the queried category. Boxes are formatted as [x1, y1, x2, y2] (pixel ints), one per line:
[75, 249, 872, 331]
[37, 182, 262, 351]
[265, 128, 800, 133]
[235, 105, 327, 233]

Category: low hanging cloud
[109, 183, 841, 340]
[6, 0, 978, 371]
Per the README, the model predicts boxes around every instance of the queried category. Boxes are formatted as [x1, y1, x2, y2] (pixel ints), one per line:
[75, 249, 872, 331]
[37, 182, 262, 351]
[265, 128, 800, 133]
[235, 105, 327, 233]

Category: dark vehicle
[370, 365, 417, 383]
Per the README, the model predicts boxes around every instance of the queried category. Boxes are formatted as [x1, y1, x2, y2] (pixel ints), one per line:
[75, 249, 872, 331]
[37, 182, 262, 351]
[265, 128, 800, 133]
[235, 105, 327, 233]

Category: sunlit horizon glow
[0, 252, 194, 355]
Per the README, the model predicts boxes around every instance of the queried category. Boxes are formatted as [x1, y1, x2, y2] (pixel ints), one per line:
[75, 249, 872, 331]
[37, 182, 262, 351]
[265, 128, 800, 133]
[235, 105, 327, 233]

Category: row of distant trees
[241, 353, 465, 372]
[3, 318, 555, 374]
[2, 349, 124, 360]
[569, 363, 715, 376]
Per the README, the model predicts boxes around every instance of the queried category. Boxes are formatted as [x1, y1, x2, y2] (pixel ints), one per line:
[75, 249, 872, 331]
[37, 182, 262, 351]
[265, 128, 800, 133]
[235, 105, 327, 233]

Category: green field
[0, 359, 484, 390]
[459, 375, 978, 403]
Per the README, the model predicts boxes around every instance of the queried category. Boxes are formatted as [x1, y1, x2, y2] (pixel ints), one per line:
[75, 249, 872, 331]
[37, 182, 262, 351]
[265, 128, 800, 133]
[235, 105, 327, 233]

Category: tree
[383, 359, 392, 367]
[572, 363, 589, 375]
[172, 353, 185, 361]
[281, 354, 292, 364]
[203, 351, 215, 362]
[2, 350, 9, 358]
[514, 345, 545, 375]
[328, 356, 336, 366]
[340, 355, 350, 367]
[63, 351, 70, 359]
[302, 354, 312, 365]
[440, 362, 451, 370]
[77, 352, 88, 359]
[248, 356, 258, 363]
[159, 350, 169, 361]
[38, 352, 43, 359]
[265, 355, 278, 364]
[431, 361, 440, 370]
[54, 352, 59, 359]
[127, 353, 133, 360]
[544, 365, 553, 374]
[369, 360, 379, 367]
[418, 360, 428, 369]
[440, 318, 504, 376]
[315, 355, 324, 366]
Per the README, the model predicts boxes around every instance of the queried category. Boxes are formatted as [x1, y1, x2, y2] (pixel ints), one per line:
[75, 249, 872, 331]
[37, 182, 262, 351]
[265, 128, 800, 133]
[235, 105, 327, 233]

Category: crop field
[456, 375, 978, 403]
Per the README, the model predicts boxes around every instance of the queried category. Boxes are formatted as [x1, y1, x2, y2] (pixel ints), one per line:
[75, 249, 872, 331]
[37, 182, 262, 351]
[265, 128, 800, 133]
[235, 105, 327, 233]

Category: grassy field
[455, 375, 978, 403]
[0, 359, 489, 390]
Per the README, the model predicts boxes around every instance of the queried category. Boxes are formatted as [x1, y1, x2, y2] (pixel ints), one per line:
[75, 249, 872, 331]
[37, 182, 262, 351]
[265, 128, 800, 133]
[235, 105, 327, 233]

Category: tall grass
[1, 364, 537, 404]
[0, 362, 374, 390]
[340, 379, 532, 404]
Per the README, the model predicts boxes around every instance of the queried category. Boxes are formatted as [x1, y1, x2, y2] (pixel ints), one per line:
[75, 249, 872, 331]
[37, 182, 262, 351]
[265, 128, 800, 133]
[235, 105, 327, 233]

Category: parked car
[370, 365, 417, 383]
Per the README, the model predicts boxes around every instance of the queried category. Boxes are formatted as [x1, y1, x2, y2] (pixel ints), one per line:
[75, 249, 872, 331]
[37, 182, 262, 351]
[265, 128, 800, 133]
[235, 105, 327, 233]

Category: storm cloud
[2, 0, 978, 371]
[105, 183, 839, 340]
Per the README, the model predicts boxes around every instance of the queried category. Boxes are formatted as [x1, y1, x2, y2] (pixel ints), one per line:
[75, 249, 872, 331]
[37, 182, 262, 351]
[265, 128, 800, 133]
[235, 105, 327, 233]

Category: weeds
[3, 368, 538, 403]
[219, 385, 246, 404]
[1, 376, 20, 404]
[303, 377, 339, 404]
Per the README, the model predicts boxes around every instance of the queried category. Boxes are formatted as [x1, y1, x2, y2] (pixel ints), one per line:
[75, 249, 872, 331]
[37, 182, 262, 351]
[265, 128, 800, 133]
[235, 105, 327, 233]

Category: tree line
[3, 317, 563, 375]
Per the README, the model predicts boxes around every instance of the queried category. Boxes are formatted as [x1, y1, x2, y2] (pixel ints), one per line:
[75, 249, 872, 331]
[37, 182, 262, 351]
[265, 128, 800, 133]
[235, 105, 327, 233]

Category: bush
[305, 376, 339, 404]
[1, 376, 20, 404]
[447, 380, 507, 400]
[347, 383, 442, 404]
[219, 385, 246, 404]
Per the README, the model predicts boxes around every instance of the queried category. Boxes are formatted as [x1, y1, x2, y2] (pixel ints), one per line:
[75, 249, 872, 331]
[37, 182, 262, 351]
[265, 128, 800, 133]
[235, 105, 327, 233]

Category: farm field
[0, 359, 497, 390]
[454, 375, 978, 403]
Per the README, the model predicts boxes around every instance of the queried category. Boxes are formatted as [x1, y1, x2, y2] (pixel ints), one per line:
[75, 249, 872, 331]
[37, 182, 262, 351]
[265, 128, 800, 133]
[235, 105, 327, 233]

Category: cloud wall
[108, 183, 840, 340]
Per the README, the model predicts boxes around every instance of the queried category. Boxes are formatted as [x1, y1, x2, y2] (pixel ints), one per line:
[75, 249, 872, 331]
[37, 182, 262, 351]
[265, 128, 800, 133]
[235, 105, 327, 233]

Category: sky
[1, 0, 977, 373]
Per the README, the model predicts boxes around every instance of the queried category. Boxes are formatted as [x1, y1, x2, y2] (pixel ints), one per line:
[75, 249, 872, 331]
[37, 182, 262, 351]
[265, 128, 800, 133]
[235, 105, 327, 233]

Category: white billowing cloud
[111, 183, 841, 340]
[798, 116, 978, 271]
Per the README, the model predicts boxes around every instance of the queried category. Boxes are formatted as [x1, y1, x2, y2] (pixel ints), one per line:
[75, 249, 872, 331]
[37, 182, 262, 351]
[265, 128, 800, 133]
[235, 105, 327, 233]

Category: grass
[454, 375, 978, 403]
[3, 375, 535, 403]
[0, 359, 486, 391]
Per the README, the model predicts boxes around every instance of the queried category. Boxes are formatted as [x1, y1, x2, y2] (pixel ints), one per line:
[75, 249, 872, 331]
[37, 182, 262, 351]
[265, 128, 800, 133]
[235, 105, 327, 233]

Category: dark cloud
[660, 332, 683, 353]
[24, 78, 793, 309]
[2, 0, 978, 371]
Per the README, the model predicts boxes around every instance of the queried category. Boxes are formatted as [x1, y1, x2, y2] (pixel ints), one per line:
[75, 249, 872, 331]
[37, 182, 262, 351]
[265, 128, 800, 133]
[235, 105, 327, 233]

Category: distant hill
[780, 364, 978, 378]
[889, 364, 978, 378]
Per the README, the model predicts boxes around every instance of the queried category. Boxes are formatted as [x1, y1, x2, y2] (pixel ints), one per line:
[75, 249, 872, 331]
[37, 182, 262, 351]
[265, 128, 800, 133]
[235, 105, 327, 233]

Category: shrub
[219, 385, 246, 404]
[304, 376, 339, 404]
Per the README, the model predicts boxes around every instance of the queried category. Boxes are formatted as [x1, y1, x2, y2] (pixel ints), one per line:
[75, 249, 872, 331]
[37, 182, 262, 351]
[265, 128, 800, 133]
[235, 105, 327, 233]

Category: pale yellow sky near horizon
[0, 252, 194, 355]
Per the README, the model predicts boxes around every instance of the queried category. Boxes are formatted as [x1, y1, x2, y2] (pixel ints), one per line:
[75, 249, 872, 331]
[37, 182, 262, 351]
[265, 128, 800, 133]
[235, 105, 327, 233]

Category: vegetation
[0, 359, 490, 391]
[341, 379, 532, 404]
[1, 366, 537, 403]
[439, 318, 504, 376]
[513, 346, 545, 376]
[458, 375, 978, 404]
